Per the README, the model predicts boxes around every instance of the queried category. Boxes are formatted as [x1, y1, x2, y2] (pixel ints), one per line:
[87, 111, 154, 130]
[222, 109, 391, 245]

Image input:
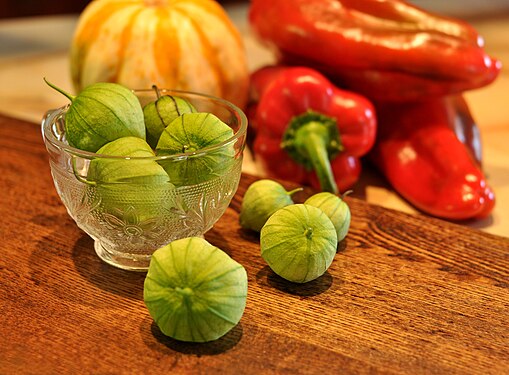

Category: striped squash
[70, 0, 249, 109]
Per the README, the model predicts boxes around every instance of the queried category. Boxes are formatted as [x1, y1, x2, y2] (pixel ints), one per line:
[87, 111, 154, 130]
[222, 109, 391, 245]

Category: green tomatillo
[144, 237, 248, 342]
[260, 204, 337, 283]
[155, 112, 235, 186]
[87, 136, 174, 222]
[239, 179, 302, 232]
[304, 192, 351, 242]
[143, 86, 197, 148]
[44, 79, 146, 152]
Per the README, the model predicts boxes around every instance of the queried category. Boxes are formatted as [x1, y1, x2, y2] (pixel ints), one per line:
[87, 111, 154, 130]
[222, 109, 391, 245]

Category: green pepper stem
[282, 111, 342, 194]
[43, 77, 76, 102]
[295, 123, 338, 194]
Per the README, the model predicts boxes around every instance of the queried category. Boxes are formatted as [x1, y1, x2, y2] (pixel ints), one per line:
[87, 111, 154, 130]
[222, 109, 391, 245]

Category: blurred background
[1, 0, 509, 18]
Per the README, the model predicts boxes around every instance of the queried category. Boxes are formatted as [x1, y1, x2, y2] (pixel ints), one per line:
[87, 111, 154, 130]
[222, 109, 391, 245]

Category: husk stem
[282, 111, 343, 194]
[287, 187, 304, 196]
[44, 77, 76, 102]
[152, 84, 162, 99]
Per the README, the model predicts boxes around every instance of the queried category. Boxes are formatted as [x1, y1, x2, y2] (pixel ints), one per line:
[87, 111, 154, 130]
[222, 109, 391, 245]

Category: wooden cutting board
[1, 114, 508, 374]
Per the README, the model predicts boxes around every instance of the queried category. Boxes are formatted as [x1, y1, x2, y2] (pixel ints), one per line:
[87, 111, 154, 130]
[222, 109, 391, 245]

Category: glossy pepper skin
[249, 66, 377, 194]
[249, 0, 501, 102]
[370, 97, 495, 220]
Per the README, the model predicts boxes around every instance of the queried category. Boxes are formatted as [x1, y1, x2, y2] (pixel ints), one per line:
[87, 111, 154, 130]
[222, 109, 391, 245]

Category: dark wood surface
[0, 0, 91, 18]
[1, 114, 508, 374]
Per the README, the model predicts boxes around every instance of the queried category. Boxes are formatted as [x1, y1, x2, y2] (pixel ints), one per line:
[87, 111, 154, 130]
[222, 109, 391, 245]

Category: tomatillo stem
[44, 77, 76, 102]
[287, 187, 304, 196]
[152, 84, 162, 99]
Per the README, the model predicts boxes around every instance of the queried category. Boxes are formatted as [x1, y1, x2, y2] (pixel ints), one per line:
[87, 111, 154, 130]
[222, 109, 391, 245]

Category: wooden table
[1, 115, 508, 374]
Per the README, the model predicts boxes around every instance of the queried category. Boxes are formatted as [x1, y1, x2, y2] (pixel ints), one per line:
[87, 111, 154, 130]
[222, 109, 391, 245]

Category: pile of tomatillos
[46, 79, 350, 344]
[143, 178, 351, 343]
[45, 79, 235, 188]
[240, 179, 350, 283]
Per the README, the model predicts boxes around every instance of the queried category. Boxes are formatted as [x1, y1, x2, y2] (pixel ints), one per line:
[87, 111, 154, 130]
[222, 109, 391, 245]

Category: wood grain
[1, 115, 508, 374]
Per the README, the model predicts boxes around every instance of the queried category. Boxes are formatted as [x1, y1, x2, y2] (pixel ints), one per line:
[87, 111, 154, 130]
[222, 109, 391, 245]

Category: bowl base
[94, 241, 151, 272]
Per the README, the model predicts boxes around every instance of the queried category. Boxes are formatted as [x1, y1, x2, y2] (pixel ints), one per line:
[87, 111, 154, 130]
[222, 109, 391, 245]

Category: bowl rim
[41, 88, 248, 161]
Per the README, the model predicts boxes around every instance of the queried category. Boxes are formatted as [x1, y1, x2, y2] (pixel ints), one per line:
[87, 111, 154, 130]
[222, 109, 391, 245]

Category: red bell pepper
[370, 96, 495, 220]
[249, 65, 376, 194]
[249, 0, 501, 102]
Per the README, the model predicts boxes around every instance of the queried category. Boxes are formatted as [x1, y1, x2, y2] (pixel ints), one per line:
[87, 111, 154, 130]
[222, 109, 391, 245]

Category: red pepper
[250, 65, 376, 193]
[249, 0, 501, 102]
[446, 96, 483, 167]
[370, 96, 495, 220]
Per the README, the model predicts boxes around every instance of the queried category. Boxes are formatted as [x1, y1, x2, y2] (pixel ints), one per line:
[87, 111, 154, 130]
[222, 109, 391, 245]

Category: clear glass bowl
[41, 89, 247, 271]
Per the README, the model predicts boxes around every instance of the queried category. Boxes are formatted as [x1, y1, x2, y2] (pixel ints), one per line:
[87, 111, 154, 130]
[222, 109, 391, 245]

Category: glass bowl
[41, 89, 247, 271]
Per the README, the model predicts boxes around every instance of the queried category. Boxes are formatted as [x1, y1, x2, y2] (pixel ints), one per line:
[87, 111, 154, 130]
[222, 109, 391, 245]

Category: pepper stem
[43, 77, 76, 102]
[281, 111, 342, 194]
[298, 125, 337, 193]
